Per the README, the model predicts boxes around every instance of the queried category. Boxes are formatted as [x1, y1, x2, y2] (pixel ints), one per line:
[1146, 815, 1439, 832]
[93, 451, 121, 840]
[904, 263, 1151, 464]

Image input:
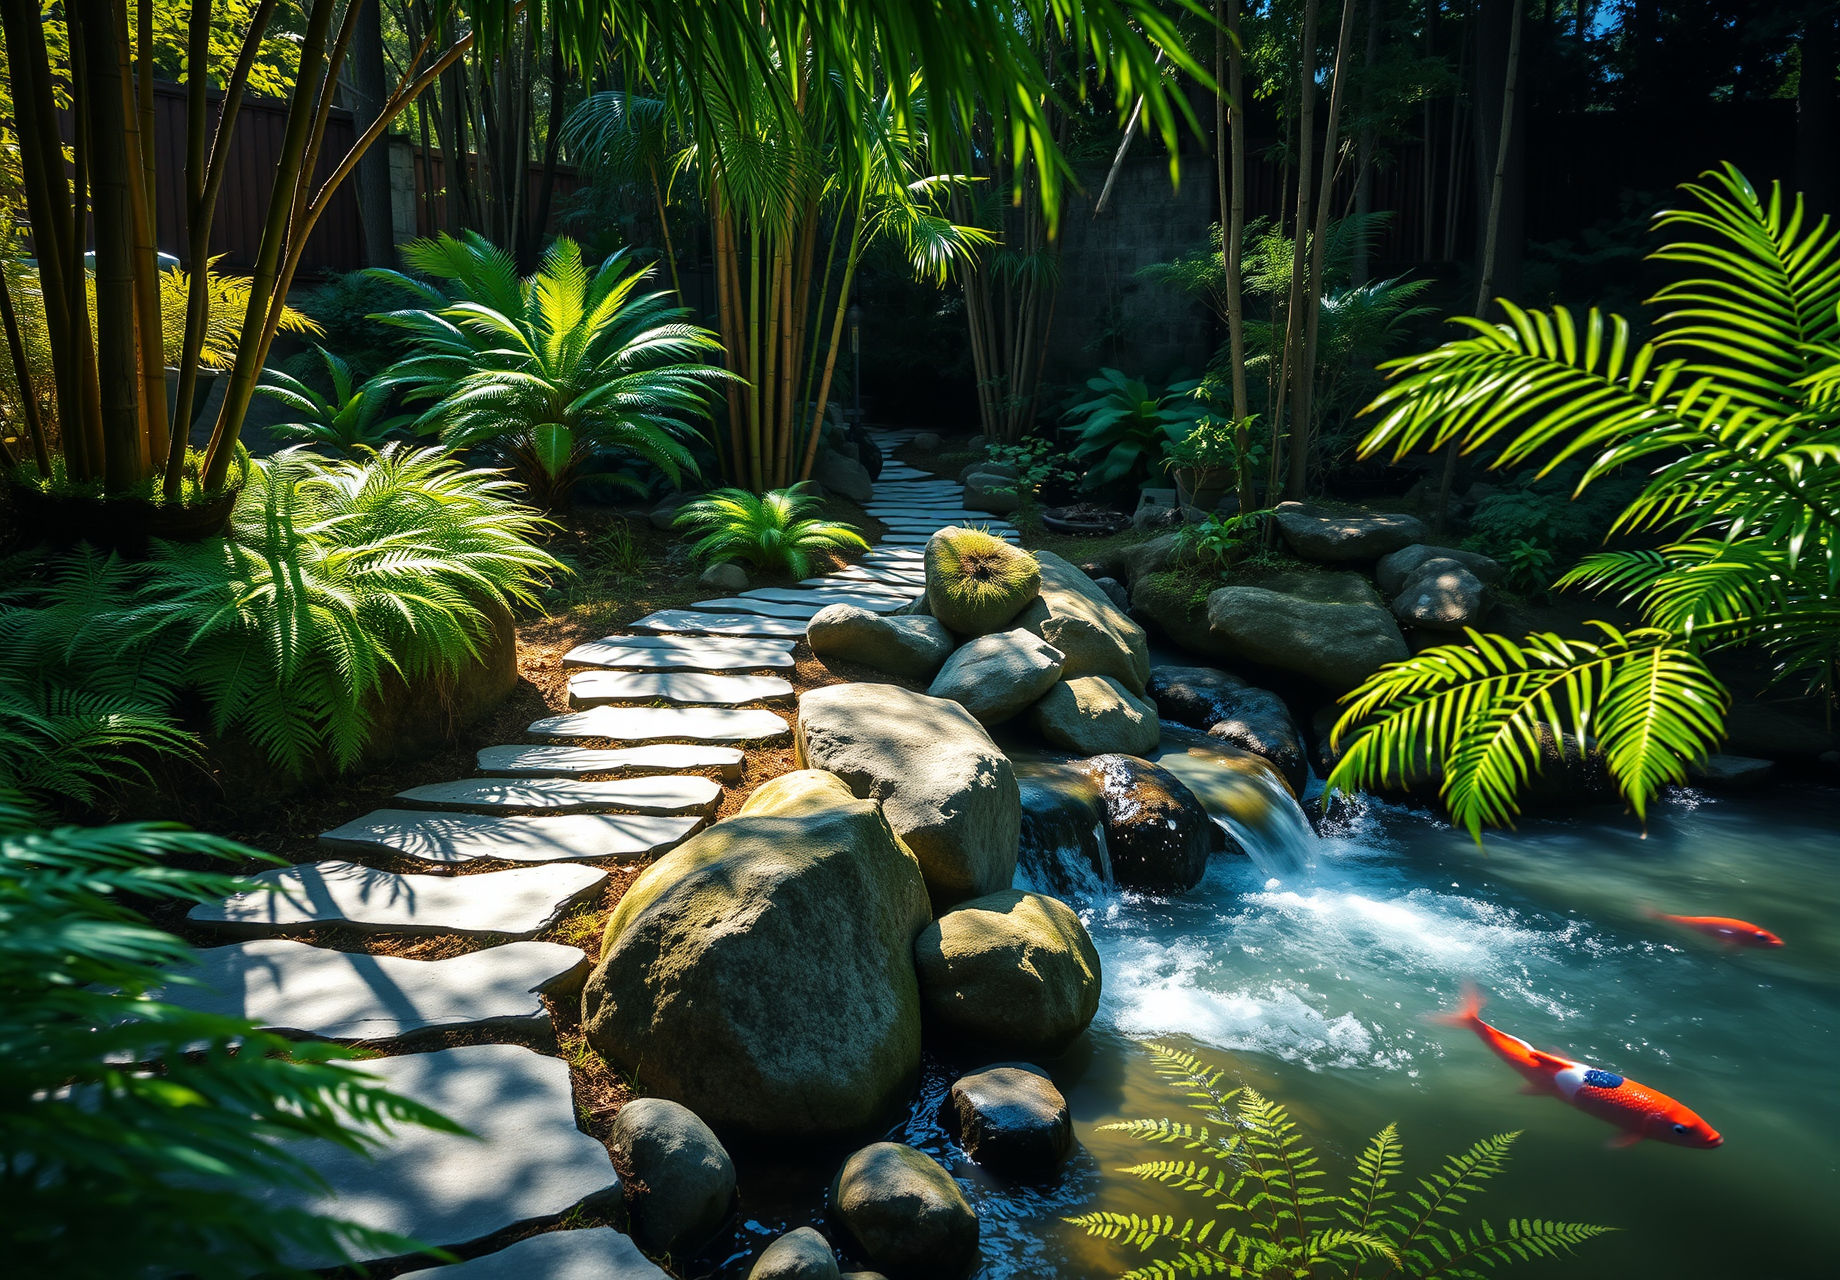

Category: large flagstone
[320, 810, 700, 864]
[398, 1229, 666, 1279]
[626, 610, 808, 638]
[560, 635, 795, 671]
[391, 777, 722, 817]
[529, 704, 789, 744]
[566, 670, 792, 707]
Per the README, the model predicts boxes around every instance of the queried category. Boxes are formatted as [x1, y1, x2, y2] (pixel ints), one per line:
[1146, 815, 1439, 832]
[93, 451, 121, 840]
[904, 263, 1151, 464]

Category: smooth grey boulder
[797, 684, 1020, 908]
[914, 431, 943, 450]
[1076, 754, 1212, 893]
[749, 1227, 840, 1280]
[914, 889, 1101, 1058]
[959, 459, 1020, 484]
[582, 772, 931, 1143]
[257, 1045, 621, 1268]
[927, 629, 1064, 725]
[1148, 665, 1251, 729]
[1205, 686, 1308, 797]
[699, 561, 752, 591]
[829, 1143, 979, 1280]
[650, 494, 694, 531]
[1273, 502, 1428, 563]
[398, 1228, 666, 1279]
[1093, 575, 1131, 613]
[963, 470, 1022, 514]
[815, 449, 875, 502]
[1117, 531, 1187, 587]
[609, 1098, 735, 1259]
[1376, 543, 1503, 595]
[1391, 558, 1493, 632]
[1029, 675, 1160, 757]
[948, 1065, 1073, 1175]
[1014, 550, 1152, 696]
[1205, 578, 1409, 692]
[807, 604, 954, 679]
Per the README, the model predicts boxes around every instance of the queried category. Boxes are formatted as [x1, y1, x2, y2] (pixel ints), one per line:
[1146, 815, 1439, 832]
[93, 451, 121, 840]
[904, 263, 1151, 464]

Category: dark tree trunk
[352, 0, 395, 265]
[1472, 0, 1524, 309]
[1799, 6, 1838, 217]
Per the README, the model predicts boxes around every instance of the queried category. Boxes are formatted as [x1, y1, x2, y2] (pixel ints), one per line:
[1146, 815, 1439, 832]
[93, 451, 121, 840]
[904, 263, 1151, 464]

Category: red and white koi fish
[1644, 909, 1783, 949]
[1433, 985, 1723, 1149]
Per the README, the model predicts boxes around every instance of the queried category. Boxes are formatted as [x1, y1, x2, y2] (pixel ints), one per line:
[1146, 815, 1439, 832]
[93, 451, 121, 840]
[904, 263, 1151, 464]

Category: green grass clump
[925, 526, 1041, 635]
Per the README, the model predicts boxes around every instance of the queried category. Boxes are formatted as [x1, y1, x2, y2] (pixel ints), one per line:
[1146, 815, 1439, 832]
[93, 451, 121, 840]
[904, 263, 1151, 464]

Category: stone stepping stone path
[398, 1227, 666, 1279]
[684, 595, 897, 620]
[477, 743, 746, 779]
[261, 1045, 622, 1269]
[166, 939, 588, 1042]
[392, 777, 723, 817]
[627, 609, 809, 638]
[322, 810, 702, 864]
[566, 670, 793, 707]
[562, 635, 796, 671]
[745, 583, 918, 603]
[189, 860, 607, 938]
[531, 704, 790, 744]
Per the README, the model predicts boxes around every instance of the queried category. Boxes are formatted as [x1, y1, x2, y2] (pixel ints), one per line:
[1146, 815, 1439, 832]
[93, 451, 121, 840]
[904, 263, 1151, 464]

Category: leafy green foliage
[297, 269, 421, 377]
[1064, 369, 1208, 491]
[673, 483, 869, 579]
[1179, 508, 1274, 573]
[0, 796, 463, 1278]
[1334, 165, 1840, 831]
[258, 347, 412, 456]
[371, 233, 728, 509]
[1068, 1043, 1609, 1279]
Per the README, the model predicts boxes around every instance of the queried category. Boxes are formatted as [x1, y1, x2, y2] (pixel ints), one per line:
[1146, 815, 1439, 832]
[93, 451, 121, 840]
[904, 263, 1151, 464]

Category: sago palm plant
[673, 483, 869, 579]
[257, 347, 412, 456]
[1068, 1044, 1608, 1279]
[1329, 165, 1840, 835]
[372, 234, 728, 509]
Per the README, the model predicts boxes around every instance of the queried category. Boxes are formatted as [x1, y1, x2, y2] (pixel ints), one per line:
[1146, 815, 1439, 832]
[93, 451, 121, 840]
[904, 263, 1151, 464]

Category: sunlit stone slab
[392, 777, 722, 817]
[530, 704, 790, 744]
[398, 1228, 666, 1280]
[188, 860, 607, 938]
[165, 940, 589, 1041]
[561, 635, 795, 671]
[260, 1045, 621, 1268]
[477, 743, 746, 780]
[626, 610, 809, 638]
[808, 567, 925, 588]
[685, 596, 842, 620]
[743, 584, 914, 603]
[320, 810, 699, 864]
[567, 670, 793, 707]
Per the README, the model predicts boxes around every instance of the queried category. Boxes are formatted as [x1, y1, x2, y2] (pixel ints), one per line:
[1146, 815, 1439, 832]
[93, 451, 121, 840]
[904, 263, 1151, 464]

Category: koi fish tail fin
[1429, 982, 1486, 1028]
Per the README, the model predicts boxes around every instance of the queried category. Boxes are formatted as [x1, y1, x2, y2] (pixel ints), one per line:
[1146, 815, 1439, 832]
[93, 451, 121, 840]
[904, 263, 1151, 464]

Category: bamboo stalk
[760, 230, 784, 487]
[116, 0, 165, 473]
[1280, 0, 1321, 501]
[799, 211, 864, 483]
[70, 32, 107, 479]
[746, 221, 763, 490]
[0, 262, 51, 473]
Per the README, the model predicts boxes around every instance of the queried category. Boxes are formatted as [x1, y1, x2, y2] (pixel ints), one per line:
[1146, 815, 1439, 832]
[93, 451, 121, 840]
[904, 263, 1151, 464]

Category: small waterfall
[1091, 821, 1116, 888]
[1149, 729, 1319, 882]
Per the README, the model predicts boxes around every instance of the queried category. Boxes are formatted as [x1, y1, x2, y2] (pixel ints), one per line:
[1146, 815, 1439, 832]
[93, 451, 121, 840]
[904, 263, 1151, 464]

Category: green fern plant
[1068, 1044, 1609, 1279]
[1329, 165, 1840, 836]
[673, 482, 869, 579]
[257, 347, 413, 456]
[0, 792, 462, 1278]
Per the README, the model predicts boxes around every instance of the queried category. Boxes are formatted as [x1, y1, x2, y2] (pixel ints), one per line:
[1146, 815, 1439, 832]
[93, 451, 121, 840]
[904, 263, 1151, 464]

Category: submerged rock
[608, 1097, 734, 1259]
[1205, 686, 1308, 797]
[808, 606, 955, 679]
[948, 1064, 1074, 1176]
[749, 1227, 841, 1280]
[1030, 675, 1160, 756]
[1075, 754, 1211, 892]
[914, 889, 1102, 1057]
[829, 1143, 980, 1280]
[581, 771, 931, 1143]
[927, 629, 1064, 725]
[1147, 664, 1250, 728]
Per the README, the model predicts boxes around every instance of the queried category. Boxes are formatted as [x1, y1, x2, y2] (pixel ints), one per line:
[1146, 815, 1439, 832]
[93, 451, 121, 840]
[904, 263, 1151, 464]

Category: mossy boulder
[924, 527, 1041, 636]
[581, 770, 931, 1144]
[913, 889, 1102, 1057]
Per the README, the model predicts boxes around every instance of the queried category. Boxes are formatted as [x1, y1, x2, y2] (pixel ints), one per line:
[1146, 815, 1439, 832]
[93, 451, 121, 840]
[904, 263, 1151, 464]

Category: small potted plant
[1162, 415, 1242, 514]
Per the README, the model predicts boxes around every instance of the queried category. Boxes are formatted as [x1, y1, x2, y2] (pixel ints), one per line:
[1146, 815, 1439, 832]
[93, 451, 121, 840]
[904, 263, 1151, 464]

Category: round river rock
[830, 1142, 979, 1280]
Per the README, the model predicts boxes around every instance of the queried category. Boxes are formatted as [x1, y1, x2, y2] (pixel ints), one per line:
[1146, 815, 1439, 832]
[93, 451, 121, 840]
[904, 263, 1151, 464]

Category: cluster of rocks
[807, 528, 1161, 758]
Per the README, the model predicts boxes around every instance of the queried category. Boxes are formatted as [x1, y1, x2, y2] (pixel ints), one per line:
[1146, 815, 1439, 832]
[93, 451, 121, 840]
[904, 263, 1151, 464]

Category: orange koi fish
[1644, 910, 1783, 948]
[1434, 985, 1722, 1149]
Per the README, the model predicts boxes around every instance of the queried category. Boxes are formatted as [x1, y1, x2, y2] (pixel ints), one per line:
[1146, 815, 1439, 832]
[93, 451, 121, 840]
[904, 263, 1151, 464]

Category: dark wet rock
[1093, 575, 1131, 613]
[914, 432, 943, 450]
[749, 1226, 840, 1279]
[1687, 754, 1777, 787]
[609, 1097, 735, 1258]
[829, 1143, 979, 1280]
[914, 889, 1102, 1058]
[1376, 544, 1502, 595]
[959, 459, 1020, 485]
[1014, 762, 1109, 893]
[1206, 686, 1308, 796]
[948, 1064, 1073, 1176]
[964, 471, 1022, 514]
[797, 683, 1020, 908]
[927, 629, 1064, 725]
[1075, 754, 1212, 893]
[815, 449, 874, 502]
[1723, 700, 1838, 762]
[1391, 558, 1493, 632]
[1310, 705, 1345, 777]
[581, 772, 931, 1143]
[1204, 574, 1408, 691]
[1148, 665, 1251, 729]
[1274, 502, 1428, 563]
[1030, 675, 1160, 756]
[808, 606, 955, 680]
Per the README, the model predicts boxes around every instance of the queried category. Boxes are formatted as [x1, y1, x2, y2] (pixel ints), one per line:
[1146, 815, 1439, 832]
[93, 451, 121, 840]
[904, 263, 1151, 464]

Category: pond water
[699, 769, 1840, 1278]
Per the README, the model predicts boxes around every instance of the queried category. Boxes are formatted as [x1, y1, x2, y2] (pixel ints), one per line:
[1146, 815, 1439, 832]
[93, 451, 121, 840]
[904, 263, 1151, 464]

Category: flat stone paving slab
[477, 743, 746, 780]
[566, 670, 793, 707]
[627, 610, 809, 638]
[399, 1228, 666, 1280]
[392, 777, 722, 817]
[683, 595, 881, 620]
[743, 584, 915, 602]
[531, 704, 789, 744]
[166, 940, 588, 1041]
[259, 1045, 621, 1268]
[188, 861, 607, 938]
[805, 569, 924, 588]
[321, 810, 700, 864]
[561, 635, 795, 670]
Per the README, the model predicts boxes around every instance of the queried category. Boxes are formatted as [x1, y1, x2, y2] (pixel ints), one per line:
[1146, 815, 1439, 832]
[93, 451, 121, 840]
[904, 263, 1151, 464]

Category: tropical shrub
[1331, 166, 1838, 835]
[258, 347, 412, 456]
[0, 793, 460, 1278]
[673, 483, 869, 579]
[372, 233, 727, 509]
[1067, 1043, 1608, 1279]
[1063, 369, 1207, 491]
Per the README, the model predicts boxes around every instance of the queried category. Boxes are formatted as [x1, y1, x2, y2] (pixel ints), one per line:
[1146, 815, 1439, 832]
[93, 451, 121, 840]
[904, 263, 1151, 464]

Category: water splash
[1091, 821, 1115, 888]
